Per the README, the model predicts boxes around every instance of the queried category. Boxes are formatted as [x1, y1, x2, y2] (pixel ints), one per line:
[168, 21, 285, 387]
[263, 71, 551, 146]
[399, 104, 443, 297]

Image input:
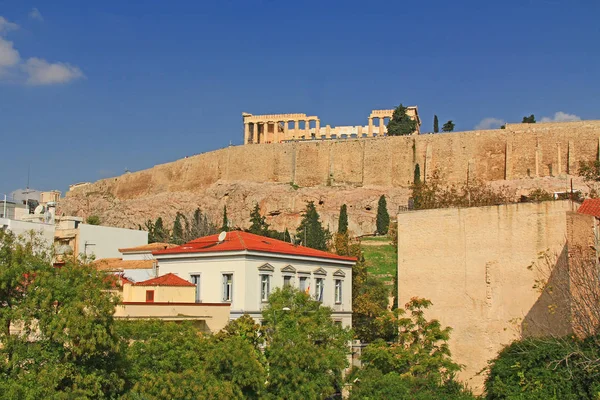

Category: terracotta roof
[153, 231, 357, 262]
[94, 258, 155, 271]
[118, 243, 178, 253]
[134, 273, 195, 287]
[578, 199, 600, 218]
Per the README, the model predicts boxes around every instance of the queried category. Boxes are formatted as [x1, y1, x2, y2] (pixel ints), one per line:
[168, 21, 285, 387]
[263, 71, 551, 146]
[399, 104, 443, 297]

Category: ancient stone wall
[67, 121, 600, 202]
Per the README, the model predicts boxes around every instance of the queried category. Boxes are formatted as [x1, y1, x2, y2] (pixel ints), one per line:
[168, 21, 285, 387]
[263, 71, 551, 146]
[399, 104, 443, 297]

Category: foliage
[338, 204, 348, 234]
[485, 335, 600, 399]
[171, 212, 185, 244]
[412, 170, 515, 210]
[522, 114, 536, 123]
[387, 104, 418, 136]
[221, 205, 229, 232]
[85, 215, 101, 225]
[442, 120, 455, 132]
[0, 231, 126, 398]
[296, 201, 331, 251]
[189, 207, 217, 240]
[579, 160, 600, 198]
[414, 163, 421, 185]
[433, 115, 439, 133]
[152, 216, 169, 243]
[527, 188, 554, 202]
[118, 320, 266, 399]
[333, 232, 350, 256]
[216, 314, 265, 351]
[248, 203, 270, 236]
[376, 195, 390, 235]
[262, 287, 352, 399]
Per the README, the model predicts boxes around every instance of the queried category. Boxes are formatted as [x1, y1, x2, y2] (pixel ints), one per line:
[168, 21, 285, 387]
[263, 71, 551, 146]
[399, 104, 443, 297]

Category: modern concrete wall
[397, 200, 576, 393]
[78, 224, 148, 259]
[0, 218, 55, 248]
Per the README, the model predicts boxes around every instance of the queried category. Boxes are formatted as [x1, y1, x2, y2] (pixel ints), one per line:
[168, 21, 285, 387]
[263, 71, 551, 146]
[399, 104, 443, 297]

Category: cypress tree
[414, 163, 421, 184]
[153, 217, 169, 243]
[338, 204, 348, 234]
[296, 201, 331, 250]
[433, 115, 439, 133]
[221, 206, 229, 232]
[376, 195, 390, 235]
[248, 203, 269, 236]
[171, 212, 185, 244]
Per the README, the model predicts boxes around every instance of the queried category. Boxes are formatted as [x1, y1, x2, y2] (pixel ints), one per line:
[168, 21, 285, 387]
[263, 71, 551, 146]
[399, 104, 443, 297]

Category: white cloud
[475, 117, 505, 130]
[540, 111, 581, 123]
[29, 8, 44, 22]
[0, 16, 19, 34]
[0, 15, 84, 85]
[24, 57, 84, 85]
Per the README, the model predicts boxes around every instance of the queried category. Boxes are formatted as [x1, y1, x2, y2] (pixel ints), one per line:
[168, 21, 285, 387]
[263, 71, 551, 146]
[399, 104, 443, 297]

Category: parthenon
[242, 107, 421, 144]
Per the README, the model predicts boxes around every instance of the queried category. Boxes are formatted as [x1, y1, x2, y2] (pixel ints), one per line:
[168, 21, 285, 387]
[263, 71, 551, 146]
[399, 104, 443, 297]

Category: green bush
[485, 336, 600, 399]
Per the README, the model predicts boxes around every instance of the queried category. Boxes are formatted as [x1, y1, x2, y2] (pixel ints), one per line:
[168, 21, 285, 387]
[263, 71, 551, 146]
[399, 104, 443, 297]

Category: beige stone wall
[123, 284, 196, 303]
[397, 200, 577, 393]
[67, 121, 600, 202]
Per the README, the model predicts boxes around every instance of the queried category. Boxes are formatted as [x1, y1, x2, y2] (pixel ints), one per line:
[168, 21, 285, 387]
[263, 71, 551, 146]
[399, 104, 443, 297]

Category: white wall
[78, 224, 148, 259]
[0, 218, 55, 248]
[157, 252, 353, 327]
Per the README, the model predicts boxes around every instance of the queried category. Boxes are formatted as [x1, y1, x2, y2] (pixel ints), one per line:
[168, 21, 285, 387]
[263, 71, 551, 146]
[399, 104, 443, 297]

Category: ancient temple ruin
[242, 107, 421, 144]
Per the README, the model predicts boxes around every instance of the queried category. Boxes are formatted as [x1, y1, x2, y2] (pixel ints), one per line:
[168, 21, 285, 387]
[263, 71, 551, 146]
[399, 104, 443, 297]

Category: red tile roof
[153, 231, 356, 262]
[134, 273, 195, 287]
[577, 199, 600, 218]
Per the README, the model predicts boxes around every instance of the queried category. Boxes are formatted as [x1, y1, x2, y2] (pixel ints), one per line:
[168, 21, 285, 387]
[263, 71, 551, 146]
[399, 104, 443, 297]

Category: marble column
[379, 117, 385, 136]
[315, 119, 320, 137]
[244, 123, 250, 144]
[357, 125, 363, 136]
[252, 123, 258, 144]
[283, 120, 288, 141]
[326, 125, 331, 138]
[305, 120, 311, 137]
[294, 120, 300, 140]
[368, 118, 373, 136]
[274, 121, 280, 143]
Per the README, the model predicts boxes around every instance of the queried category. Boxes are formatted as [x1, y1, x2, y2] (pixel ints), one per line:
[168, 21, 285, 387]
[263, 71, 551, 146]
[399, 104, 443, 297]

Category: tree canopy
[433, 115, 439, 133]
[522, 114, 536, 123]
[296, 201, 331, 250]
[376, 195, 390, 235]
[442, 120, 455, 132]
[338, 204, 348, 234]
[387, 104, 418, 136]
[248, 203, 270, 236]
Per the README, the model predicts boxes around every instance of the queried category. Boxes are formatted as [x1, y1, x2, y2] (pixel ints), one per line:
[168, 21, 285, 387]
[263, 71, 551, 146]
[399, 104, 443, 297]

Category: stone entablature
[242, 107, 420, 144]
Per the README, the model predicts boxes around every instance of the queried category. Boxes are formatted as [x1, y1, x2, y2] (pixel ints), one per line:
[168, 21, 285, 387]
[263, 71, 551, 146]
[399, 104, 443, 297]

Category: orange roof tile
[135, 273, 195, 287]
[94, 258, 155, 271]
[118, 243, 178, 253]
[153, 231, 356, 262]
[578, 199, 600, 218]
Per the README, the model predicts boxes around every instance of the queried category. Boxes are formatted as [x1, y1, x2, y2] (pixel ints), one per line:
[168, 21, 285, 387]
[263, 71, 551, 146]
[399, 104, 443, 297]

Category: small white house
[153, 231, 356, 327]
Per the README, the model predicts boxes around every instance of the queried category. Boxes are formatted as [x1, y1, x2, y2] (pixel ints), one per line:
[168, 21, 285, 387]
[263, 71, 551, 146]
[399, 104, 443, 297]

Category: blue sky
[1, 0, 599, 196]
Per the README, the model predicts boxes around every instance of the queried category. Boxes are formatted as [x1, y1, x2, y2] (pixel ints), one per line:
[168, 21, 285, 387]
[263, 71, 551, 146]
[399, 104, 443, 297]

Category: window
[191, 274, 201, 303]
[260, 274, 271, 302]
[334, 279, 342, 304]
[299, 276, 308, 293]
[222, 274, 233, 302]
[145, 290, 154, 303]
[315, 278, 324, 302]
[283, 275, 292, 287]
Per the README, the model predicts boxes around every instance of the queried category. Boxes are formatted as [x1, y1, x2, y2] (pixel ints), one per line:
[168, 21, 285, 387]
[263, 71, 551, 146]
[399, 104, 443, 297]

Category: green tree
[522, 114, 536, 123]
[190, 207, 217, 240]
[0, 232, 126, 398]
[221, 205, 229, 232]
[433, 115, 439, 133]
[262, 287, 352, 399]
[376, 195, 390, 235]
[171, 212, 185, 244]
[144, 219, 156, 243]
[295, 201, 331, 251]
[579, 160, 600, 197]
[338, 204, 348, 234]
[248, 203, 269, 236]
[387, 104, 418, 136]
[442, 120, 455, 132]
[85, 215, 101, 225]
[414, 163, 421, 185]
[153, 216, 169, 243]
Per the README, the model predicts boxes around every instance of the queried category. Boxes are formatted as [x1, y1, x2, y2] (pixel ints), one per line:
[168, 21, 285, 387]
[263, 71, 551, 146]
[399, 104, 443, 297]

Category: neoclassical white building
[153, 231, 355, 327]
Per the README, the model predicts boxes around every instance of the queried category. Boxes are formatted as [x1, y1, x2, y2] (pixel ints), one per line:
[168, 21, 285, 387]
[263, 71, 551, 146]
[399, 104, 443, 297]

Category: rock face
[59, 120, 600, 236]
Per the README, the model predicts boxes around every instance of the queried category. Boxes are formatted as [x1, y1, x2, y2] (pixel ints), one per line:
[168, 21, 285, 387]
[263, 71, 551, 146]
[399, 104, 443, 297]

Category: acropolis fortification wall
[68, 120, 600, 201]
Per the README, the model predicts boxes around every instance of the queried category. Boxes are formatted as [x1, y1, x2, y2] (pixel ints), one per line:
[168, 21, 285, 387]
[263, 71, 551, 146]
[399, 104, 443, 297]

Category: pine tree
[414, 163, 421, 184]
[338, 204, 348, 234]
[171, 212, 185, 244]
[221, 206, 229, 232]
[145, 219, 156, 243]
[442, 120, 455, 132]
[522, 114, 536, 123]
[153, 217, 169, 243]
[376, 195, 390, 235]
[433, 115, 439, 133]
[386, 104, 418, 136]
[295, 201, 331, 250]
[248, 203, 269, 236]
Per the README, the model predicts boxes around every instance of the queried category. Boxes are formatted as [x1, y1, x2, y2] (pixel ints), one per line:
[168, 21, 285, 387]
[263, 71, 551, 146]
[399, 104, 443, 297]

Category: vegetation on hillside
[386, 104, 418, 136]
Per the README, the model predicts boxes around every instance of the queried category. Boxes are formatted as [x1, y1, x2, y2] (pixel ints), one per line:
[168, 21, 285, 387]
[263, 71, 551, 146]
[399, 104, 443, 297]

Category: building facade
[242, 107, 421, 144]
[153, 231, 355, 327]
